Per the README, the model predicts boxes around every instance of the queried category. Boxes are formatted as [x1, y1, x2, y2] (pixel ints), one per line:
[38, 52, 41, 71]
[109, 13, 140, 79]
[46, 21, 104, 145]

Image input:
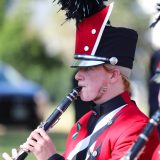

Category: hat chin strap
[74, 55, 109, 61]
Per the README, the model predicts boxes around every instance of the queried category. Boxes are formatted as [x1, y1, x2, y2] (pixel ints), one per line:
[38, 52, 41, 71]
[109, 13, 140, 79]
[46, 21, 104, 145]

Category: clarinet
[121, 109, 160, 160]
[14, 87, 81, 160]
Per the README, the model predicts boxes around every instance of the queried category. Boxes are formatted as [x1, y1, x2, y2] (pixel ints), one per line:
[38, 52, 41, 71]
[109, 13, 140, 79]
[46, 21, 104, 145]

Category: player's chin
[80, 94, 92, 102]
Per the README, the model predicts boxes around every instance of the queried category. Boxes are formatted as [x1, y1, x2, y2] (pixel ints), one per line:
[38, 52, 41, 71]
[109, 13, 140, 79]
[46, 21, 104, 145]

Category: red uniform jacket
[62, 92, 159, 160]
[152, 144, 160, 160]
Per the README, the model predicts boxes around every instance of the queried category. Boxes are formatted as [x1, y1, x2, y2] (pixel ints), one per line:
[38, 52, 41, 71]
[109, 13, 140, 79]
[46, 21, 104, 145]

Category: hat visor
[71, 59, 105, 68]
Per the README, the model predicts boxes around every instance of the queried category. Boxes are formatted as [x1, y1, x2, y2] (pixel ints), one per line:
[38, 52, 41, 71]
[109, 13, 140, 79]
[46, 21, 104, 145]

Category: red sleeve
[152, 144, 160, 160]
[111, 122, 159, 160]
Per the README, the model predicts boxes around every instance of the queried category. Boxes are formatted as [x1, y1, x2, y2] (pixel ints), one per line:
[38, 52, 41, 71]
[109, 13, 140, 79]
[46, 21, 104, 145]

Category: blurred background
[0, 0, 160, 159]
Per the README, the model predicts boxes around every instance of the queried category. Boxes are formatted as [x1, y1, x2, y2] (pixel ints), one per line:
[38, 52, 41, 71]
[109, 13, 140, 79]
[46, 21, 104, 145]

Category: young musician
[2, 0, 159, 160]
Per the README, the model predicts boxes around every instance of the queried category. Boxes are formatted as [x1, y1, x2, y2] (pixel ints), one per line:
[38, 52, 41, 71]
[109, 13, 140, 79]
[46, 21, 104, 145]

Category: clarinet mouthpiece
[75, 86, 82, 92]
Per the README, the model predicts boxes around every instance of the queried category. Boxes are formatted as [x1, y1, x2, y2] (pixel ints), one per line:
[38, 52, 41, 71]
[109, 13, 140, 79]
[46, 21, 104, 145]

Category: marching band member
[2, 0, 159, 159]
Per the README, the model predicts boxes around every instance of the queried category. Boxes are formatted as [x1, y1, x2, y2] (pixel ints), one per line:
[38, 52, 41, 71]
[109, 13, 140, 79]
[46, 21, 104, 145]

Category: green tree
[0, 0, 5, 28]
[0, 0, 72, 101]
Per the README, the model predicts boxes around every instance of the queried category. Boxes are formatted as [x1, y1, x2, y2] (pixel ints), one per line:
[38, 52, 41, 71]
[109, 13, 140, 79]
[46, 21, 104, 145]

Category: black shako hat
[72, 26, 138, 69]
[54, 0, 138, 69]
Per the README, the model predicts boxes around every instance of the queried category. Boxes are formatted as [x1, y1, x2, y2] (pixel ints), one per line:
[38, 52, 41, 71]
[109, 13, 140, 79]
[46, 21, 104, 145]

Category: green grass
[0, 129, 67, 160]
[0, 104, 74, 160]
